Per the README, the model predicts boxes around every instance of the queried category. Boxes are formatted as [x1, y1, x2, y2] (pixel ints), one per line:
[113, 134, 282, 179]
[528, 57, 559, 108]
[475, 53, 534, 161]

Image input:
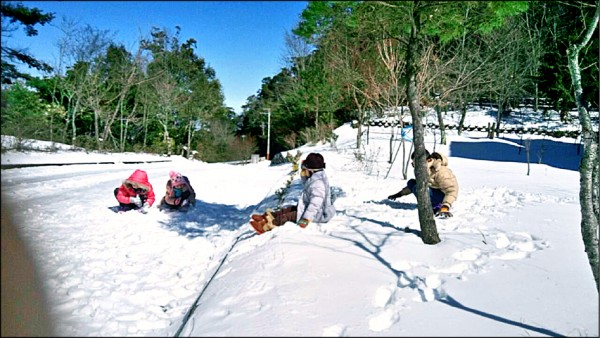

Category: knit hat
[302, 153, 325, 170]
[169, 170, 186, 186]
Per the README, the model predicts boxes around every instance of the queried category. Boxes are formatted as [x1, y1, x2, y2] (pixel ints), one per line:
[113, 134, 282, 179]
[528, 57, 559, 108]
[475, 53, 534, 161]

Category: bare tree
[151, 74, 179, 155]
[567, 1, 599, 291]
[319, 25, 370, 152]
[372, 38, 412, 178]
[55, 18, 114, 146]
[98, 46, 145, 152]
[483, 17, 532, 138]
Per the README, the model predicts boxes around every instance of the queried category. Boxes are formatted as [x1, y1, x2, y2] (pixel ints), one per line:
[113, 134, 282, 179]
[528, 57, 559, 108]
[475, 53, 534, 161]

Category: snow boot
[250, 210, 277, 234]
[250, 220, 265, 234]
[250, 214, 267, 234]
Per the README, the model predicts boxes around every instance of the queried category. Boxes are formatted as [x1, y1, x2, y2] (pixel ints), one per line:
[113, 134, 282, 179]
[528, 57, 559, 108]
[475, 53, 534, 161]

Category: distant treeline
[2, 2, 597, 161]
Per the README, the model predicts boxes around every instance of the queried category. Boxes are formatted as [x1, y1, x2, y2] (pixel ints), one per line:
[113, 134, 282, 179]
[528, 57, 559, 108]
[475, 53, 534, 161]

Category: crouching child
[114, 169, 155, 213]
[158, 170, 196, 212]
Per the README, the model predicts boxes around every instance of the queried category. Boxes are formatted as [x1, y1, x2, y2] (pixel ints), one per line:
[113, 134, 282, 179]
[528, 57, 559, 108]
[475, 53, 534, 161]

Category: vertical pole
[266, 108, 271, 160]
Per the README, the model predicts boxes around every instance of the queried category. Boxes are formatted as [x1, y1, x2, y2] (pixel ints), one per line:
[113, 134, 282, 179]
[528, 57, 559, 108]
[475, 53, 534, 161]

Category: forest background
[2, 1, 597, 162]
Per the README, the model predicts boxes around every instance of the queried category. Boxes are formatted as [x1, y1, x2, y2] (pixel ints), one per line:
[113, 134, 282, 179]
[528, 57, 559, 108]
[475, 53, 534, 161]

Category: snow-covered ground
[1, 107, 598, 337]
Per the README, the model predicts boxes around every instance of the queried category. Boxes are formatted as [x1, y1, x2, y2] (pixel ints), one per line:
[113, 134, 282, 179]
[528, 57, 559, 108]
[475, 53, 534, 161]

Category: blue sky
[7, 1, 309, 114]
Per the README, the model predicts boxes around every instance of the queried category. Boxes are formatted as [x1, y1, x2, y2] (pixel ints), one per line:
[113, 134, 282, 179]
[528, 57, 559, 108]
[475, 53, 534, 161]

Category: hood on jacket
[124, 169, 152, 191]
[438, 152, 449, 166]
[428, 152, 449, 171]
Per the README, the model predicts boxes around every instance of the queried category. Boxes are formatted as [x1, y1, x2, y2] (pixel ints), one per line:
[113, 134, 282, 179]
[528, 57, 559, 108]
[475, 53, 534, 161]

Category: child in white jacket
[250, 152, 336, 234]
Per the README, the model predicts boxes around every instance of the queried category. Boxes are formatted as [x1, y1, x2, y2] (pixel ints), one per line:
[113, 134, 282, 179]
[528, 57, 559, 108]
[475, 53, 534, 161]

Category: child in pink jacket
[114, 169, 155, 213]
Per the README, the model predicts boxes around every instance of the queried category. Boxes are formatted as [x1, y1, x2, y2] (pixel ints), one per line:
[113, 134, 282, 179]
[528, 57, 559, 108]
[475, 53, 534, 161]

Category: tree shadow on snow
[156, 184, 310, 239]
[156, 200, 258, 239]
[326, 216, 562, 336]
[450, 136, 582, 171]
[158, 183, 351, 239]
[438, 295, 563, 337]
[366, 199, 418, 210]
[347, 214, 421, 237]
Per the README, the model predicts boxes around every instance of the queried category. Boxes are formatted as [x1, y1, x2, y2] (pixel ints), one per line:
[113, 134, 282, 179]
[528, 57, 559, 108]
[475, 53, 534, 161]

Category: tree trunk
[567, 3, 599, 291]
[143, 98, 148, 149]
[389, 127, 395, 164]
[401, 140, 414, 180]
[405, 1, 440, 245]
[436, 96, 446, 145]
[352, 90, 364, 151]
[458, 99, 467, 136]
[187, 120, 193, 159]
[495, 97, 504, 139]
[71, 97, 80, 146]
[315, 95, 319, 129]
[94, 108, 100, 150]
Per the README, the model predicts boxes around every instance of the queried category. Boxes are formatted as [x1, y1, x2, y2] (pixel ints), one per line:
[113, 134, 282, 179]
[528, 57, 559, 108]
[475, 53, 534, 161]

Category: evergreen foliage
[1, 2, 54, 84]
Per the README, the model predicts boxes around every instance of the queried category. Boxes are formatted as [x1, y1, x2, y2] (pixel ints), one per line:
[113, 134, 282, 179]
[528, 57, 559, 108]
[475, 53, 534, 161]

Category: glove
[181, 199, 189, 207]
[140, 202, 150, 213]
[130, 195, 142, 207]
[387, 194, 398, 201]
[298, 218, 310, 228]
[435, 205, 453, 218]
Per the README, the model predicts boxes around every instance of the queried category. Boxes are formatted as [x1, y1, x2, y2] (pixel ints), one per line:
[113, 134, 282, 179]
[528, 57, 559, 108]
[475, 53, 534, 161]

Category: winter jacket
[161, 176, 196, 207]
[427, 153, 458, 208]
[115, 169, 156, 206]
[296, 170, 336, 223]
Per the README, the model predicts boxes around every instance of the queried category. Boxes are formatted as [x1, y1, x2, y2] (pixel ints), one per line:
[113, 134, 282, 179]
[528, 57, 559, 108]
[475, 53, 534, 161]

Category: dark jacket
[162, 176, 196, 207]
